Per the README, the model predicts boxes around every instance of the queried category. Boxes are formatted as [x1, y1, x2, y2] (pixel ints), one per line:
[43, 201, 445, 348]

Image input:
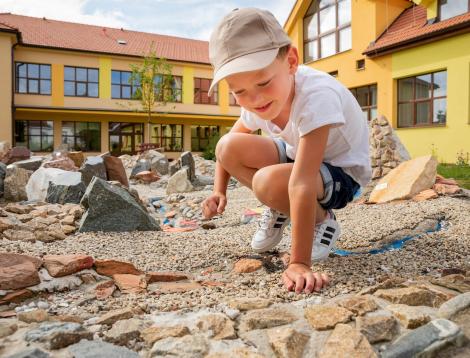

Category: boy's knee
[215, 133, 243, 164]
[252, 167, 271, 199]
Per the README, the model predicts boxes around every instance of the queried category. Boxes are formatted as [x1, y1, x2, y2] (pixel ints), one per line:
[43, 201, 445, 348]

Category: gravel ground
[2, 186, 469, 316]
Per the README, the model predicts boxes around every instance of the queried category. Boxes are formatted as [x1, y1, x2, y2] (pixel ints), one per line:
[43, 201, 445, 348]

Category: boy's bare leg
[216, 133, 327, 222]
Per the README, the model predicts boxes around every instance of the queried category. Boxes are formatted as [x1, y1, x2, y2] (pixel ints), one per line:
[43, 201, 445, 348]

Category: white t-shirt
[240, 65, 371, 187]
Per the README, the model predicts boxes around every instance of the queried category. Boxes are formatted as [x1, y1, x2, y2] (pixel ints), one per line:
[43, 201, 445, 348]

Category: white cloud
[0, 0, 128, 28]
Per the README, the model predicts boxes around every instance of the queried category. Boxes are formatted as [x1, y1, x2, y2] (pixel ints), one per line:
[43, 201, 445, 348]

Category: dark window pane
[40, 65, 51, 79]
[111, 70, 121, 84]
[433, 98, 447, 124]
[28, 79, 39, 93]
[356, 87, 369, 107]
[64, 67, 75, 81]
[18, 78, 27, 93]
[76, 68, 87, 82]
[112, 85, 121, 98]
[321, 33, 336, 58]
[338, 0, 351, 26]
[75, 122, 88, 133]
[416, 101, 431, 125]
[41, 136, 53, 152]
[398, 103, 413, 127]
[339, 26, 351, 52]
[29, 121, 41, 136]
[28, 64, 39, 79]
[415, 74, 432, 99]
[29, 136, 41, 151]
[40, 80, 51, 95]
[398, 78, 414, 101]
[304, 14, 318, 40]
[88, 83, 98, 97]
[370, 85, 377, 106]
[64, 81, 75, 96]
[433, 71, 447, 97]
[77, 83, 87, 96]
[62, 122, 75, 136]
[17, 63, 27, 77]
[88, 69, 99, 83]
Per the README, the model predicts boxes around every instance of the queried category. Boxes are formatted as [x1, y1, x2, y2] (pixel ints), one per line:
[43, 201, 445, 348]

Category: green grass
[437, 164, 470, 189]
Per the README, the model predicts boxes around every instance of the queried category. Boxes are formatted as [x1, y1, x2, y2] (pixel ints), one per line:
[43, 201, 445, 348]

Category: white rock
[26, 167, 82, 201]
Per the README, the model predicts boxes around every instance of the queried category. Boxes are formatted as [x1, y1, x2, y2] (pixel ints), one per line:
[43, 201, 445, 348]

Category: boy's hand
[282, 263, 329, 294]
[201, 192, 227, 219]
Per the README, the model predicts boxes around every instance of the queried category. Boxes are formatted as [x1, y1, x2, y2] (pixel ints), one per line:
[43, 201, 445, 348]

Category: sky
[0, 0, 297, 41]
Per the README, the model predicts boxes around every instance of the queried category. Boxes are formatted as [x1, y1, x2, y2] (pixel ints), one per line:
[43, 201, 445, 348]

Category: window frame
[194, 77, 218, 105]
[303, 0, 352, 63]
[61, 121, 101, 152]
[149, 124, 184, 152]
[14, 120, 54, 152]
[350, 84, 377, 122]
[64, 66, 99, 98]
[191, 125, 220, 152]
[15, 62, 52, 95]
[229, 92, 239, 106]
[397, 71, 447, 128]
[111, 70, 139, 100]
[154, 74, 183, 103]
[438, 0, 470, 21]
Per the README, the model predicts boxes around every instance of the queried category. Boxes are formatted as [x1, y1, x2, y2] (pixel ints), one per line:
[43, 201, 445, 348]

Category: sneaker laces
[258, 208, 275, 230]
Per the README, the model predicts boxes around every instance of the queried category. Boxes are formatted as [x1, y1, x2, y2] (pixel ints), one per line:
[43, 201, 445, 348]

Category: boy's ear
[286, 46, 299, 74]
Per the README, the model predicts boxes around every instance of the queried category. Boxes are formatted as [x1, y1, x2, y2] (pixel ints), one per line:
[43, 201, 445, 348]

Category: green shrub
[202, 133, 221, 161]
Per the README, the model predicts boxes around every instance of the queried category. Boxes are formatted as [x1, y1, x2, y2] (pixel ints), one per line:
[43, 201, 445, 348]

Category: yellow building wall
[392, 32, 470, 163]
[0, 34, 14, 144]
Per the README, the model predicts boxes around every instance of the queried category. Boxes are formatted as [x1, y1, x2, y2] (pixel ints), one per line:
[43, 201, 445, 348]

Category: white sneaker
[312, 210, 341, 261]
[251, 208, 290, 253]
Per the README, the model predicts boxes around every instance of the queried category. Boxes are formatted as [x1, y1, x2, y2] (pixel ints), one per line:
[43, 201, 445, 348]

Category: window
[191, 126, 219, 151]
[111, 70, 139, 99]
[328, 70, 339, 77]
[64, 66, 99, 97]
[439, 0, 469, 21]
[356, 59, 365, 70]
[397, 71, 447, 127]
[62, 121, 101, 152]
[15, 62, 51, 95]
[14, 120, 54, 152]
[229, 93, 239, 106]
[109, 122, 144, 155]
[154, 74, 182, 102]
[350, 84, 377, 121]
[150, 124, 183, 152]
[303, 0, 352, 62]
[194, 78, 218, 104]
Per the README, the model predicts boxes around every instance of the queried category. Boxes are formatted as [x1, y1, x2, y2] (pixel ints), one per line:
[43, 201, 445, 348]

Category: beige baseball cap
[208, 8, 292, 96]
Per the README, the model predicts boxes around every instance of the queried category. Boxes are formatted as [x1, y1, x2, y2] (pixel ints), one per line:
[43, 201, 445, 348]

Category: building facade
[284, 0, 470, 163]
[0, 14, 240, 159]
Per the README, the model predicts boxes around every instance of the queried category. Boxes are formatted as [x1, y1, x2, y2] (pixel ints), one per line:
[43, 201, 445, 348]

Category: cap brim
[208, 48, 279, 97]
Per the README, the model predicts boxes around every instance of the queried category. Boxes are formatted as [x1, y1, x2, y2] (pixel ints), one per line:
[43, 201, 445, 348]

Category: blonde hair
[276, 44, 291, 59]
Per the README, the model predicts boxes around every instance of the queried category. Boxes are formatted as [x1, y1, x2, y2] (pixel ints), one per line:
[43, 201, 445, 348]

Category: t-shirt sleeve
[297, 87, 345, 137]
[240, 108, 261, 131]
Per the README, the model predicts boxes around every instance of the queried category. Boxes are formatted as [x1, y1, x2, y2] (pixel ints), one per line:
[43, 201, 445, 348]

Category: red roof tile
[0, 13, 210, 64]
[364, 5, 470, 56]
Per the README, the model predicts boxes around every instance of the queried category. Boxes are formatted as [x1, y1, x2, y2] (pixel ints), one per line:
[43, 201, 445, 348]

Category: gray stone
[141, 150, 169, 175]
[68, 339, 139, 358]
[149, 334, 209, 357]
[46, 181, 86, 204]
[24, 321, 92, 350]
[166, 168, 194, 195]
[195, 175, 214, 186]
[356, 314, 397, 343]
[267, 326, 309, 358]
[382, 319, 465, 358]
[438, 292, 470, 319]
[387, 304, 436, 329]
[104, 318, 145, 345]
[180, 151, 196, 181]
[6, 348, 50, 358]
[4, 166, 32, 201]
[130, 159, 150, 179]
[0, 162, 6, 195]
[238, 307, 298, 333]
[79, 156, 107, 187]
[319, 323, 377, 358]
[79, 177, 160, 232]
[13, 157, 44, 171]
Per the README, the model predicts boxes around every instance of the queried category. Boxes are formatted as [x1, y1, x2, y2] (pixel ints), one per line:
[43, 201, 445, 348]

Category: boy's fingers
[217, 197, 226, 213]
[295, 276, 305, 294]
[313, 272, 323, 292]
[282, 272, 294, 291]
[208, 201, 218, 214]
[321, 273, 330, 286]
[304, 274, 315, 294]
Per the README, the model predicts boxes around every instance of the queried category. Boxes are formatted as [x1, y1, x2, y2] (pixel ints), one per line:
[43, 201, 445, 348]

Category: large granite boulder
[141, 150, 169, 175]
[130, 159, 151, 179]
[78, 177, 160, 232]
[79, 156, 107, 187]
[169, 151, 196, 181]
[26, 167, 82, 202]
[0, 162, 6, 196]
[46, 181, 86, 205]
[12, 157, 44, 172]
[4, 166, 32, 202]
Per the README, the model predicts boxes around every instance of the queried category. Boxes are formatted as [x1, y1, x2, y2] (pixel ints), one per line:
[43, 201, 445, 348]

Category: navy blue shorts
[273, 138, 360, 210]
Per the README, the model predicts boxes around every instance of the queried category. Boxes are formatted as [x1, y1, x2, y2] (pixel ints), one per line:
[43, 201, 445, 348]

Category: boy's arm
[214, 119, 254, 195]
[284, 125, 330, 293]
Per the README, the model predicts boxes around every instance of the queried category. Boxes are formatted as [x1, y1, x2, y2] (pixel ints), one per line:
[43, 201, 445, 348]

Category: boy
[201, 8, 371, 294]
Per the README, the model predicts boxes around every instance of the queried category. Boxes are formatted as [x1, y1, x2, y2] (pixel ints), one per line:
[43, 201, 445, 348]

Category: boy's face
[225, 46, 299, 121]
